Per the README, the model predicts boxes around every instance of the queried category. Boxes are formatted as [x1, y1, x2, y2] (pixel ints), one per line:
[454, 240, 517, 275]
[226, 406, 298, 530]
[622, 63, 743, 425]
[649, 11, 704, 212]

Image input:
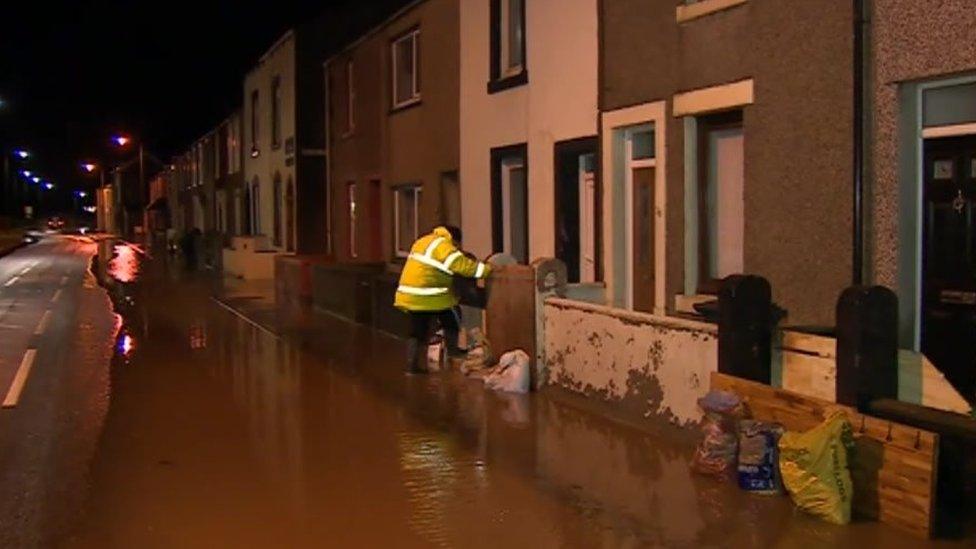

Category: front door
[922, 136, 976, 403]
[632, 166, 655, 313]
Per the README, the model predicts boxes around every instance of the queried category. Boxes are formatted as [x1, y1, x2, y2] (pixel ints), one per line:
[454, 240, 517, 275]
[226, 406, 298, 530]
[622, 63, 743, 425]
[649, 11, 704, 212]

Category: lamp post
[3, 148, 30, 218]
[111, 135, 145, 238]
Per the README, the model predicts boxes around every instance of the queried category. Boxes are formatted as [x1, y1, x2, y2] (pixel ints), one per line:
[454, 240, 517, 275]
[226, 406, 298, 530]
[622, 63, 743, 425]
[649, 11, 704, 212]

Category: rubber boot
[444, 328, 465, 359]
[405, 338, 426, 374]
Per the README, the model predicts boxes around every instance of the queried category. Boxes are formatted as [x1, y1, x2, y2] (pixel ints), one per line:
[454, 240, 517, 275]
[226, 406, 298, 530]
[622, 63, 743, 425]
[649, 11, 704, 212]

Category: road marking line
[210, 297, 280, 340]
[4, 277, 19, 287]
[3, 349, 37, 408]
[34, 310, 52, 335]
[51, 289, 63, 303]
[60, 276, 68, 286]
[19, 266, 31, 276]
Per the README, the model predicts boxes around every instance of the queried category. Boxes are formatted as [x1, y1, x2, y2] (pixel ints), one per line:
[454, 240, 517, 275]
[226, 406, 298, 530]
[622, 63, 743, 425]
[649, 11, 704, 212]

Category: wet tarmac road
[2, 238, 973, 547]
[0, 236, 117, 548]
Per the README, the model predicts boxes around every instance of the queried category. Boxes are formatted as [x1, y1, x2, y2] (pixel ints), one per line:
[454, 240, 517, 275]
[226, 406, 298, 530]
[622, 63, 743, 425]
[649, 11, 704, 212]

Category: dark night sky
[0, 0, 393, 200]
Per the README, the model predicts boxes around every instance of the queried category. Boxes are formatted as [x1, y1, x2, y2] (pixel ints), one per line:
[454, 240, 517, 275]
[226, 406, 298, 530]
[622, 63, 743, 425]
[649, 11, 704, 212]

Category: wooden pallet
[711, 372, 940, 538]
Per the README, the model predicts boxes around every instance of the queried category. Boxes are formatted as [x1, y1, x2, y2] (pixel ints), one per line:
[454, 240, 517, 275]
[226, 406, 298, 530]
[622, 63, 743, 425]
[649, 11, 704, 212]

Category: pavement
[0, 236, 973, 548]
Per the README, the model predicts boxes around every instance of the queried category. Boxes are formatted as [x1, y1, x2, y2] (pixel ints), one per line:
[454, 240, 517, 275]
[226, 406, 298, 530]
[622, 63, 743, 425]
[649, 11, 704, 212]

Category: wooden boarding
[485, 265, 537, 372]
[711, 372, 940, 538]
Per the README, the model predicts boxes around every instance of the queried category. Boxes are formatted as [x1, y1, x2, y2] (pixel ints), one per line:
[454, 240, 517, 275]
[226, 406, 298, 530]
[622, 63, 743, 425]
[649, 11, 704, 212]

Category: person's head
[441, 224, 462, 245]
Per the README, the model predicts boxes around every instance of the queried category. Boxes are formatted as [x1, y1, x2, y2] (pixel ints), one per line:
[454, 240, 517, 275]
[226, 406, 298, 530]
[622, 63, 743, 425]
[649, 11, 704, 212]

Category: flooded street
[38, 242, 957, 548]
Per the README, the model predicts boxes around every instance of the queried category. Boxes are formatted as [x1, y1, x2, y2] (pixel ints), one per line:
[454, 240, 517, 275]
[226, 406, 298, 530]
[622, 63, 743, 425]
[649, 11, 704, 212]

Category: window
[227, 118, 240, 174]
[251, 179, 261, 235]
[501, 0, 524, 76]
[347, 182, 357, 258]
[273, 176, 282, 246]
[345, 60, 356, 133]
[491, 144, 528, 263]
[489, 0, 527, 92]
[250, 89, 259, 151]
[271, 76, 282, 148]
[391, 29, 420, 109]
[696, 110, 744, 293]
[395, 185, 422, 257]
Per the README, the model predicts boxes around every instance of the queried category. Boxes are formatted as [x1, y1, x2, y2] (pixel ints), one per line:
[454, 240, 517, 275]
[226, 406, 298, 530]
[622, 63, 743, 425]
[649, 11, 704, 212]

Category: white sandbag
[427, 341, 444, 372]
[484, 350, 531, 394]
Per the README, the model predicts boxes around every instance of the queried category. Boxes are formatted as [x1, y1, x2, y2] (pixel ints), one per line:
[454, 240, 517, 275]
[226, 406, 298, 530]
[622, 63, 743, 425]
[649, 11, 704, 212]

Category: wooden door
[632, 166, 655, 313]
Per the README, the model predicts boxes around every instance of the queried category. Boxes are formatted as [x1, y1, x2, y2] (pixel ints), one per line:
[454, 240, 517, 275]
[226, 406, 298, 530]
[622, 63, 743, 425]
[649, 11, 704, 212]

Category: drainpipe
[852, 0, 866, 285]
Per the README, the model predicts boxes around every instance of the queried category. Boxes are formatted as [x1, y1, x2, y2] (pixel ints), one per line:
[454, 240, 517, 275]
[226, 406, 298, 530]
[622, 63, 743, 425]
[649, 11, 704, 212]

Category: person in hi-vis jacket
[394, 225, 491, 374]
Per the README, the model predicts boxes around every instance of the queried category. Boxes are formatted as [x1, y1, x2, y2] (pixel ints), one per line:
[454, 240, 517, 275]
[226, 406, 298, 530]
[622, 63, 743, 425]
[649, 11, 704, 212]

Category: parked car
[47, 217, 65, 231]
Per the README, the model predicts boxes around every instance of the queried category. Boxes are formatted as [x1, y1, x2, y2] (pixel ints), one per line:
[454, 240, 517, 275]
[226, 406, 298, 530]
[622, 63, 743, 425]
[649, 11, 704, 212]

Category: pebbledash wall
[543, 0, 857, 427]
[459, 0, 599, 260]
[869, 0, 976, 349]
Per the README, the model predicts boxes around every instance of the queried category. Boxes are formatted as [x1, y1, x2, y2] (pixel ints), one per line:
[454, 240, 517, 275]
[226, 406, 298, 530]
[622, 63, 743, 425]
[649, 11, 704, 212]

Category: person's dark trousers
[405, 307, 462, 373]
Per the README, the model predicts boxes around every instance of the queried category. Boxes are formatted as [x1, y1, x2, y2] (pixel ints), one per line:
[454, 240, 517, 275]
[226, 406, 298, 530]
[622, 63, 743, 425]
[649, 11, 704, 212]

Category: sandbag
[692, 390, 743, 478]
[484, 350, 530, 393]
[737, 420, 784, 495]
[778, 410, 855, 525]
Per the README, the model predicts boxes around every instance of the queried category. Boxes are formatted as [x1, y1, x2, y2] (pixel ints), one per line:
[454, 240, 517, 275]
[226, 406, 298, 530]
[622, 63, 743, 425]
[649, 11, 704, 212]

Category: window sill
[487, 70, 528, 94]
[390, 98, 422, 114]
[676, 0, 747, 23]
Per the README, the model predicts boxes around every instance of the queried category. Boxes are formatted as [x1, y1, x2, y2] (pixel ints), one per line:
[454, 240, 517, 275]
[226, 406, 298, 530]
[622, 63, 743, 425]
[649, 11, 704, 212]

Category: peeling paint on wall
[544, 298, 717, 427]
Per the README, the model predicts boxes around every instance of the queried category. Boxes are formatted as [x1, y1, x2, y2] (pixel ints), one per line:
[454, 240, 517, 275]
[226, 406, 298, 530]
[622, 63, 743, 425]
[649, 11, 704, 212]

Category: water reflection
[107, 243, 140, 283]
[70, 248, 939, 549]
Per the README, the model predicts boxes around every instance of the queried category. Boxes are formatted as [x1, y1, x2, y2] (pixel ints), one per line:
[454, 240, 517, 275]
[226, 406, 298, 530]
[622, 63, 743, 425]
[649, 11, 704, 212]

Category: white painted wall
[243, 32, 297, 253]
[544, 298, 718, 427]
[460, 0, 599, 260]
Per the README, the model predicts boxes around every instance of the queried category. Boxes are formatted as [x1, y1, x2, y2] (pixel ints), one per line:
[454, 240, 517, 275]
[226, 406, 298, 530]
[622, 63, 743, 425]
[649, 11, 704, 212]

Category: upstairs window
[250, 89, 259, 151]
[271, 76, 282, 148]
[391, 29, 421, 109]
[489, 0, 527, 92]
[345, 60, 356, 133]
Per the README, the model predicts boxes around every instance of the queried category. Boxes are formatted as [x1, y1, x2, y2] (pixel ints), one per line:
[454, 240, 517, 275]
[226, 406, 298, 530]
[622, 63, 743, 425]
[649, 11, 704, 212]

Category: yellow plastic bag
[778, 410, 855, 525]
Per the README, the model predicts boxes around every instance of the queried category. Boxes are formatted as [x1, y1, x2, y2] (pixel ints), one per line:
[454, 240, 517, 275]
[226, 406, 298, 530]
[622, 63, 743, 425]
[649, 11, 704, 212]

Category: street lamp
[21, 170, 32, 178]
[43, 182, 54, 190]
[31, 176, 40, 184]
[111, 134, 146, 238]
[13, 149, 29, 159]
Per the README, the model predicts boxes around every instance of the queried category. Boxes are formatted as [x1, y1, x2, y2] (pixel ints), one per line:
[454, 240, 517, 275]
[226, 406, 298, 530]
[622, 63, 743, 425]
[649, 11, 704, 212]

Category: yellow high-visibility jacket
[394, 226, 491, 312]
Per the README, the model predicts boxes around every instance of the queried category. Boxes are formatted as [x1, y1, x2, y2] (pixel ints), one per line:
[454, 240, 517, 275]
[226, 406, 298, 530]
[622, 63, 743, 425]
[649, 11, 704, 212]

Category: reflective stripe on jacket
[394, 226, 490, 312]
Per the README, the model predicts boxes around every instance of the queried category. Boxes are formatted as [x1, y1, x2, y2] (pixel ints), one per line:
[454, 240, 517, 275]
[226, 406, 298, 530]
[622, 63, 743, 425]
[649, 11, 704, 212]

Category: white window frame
[500, 0, 525, 78]
[500, 156, 527, 262]
[394, 185, 422, 258]
[601, 101, 668, 315]
[391, 29, 421, 109]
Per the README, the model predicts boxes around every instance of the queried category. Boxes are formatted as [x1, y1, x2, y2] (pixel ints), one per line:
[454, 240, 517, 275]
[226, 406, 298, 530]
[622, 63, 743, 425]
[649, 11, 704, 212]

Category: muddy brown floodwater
[60, 243, 966, 548]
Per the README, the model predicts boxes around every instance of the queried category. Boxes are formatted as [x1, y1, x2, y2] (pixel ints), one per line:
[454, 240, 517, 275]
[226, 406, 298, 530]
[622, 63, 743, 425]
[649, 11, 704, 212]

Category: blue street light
[31, 176, 41, 184]
[43, 182, 54, 190]
[13, 150, 29, 159]
[21, 170, 32, 178]
[75, 190, 87, 198]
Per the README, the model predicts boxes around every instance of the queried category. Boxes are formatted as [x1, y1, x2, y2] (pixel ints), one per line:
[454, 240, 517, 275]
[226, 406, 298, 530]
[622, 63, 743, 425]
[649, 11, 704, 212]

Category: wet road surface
[2, 238, 973, 547]
[0, 236, 118, 547]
